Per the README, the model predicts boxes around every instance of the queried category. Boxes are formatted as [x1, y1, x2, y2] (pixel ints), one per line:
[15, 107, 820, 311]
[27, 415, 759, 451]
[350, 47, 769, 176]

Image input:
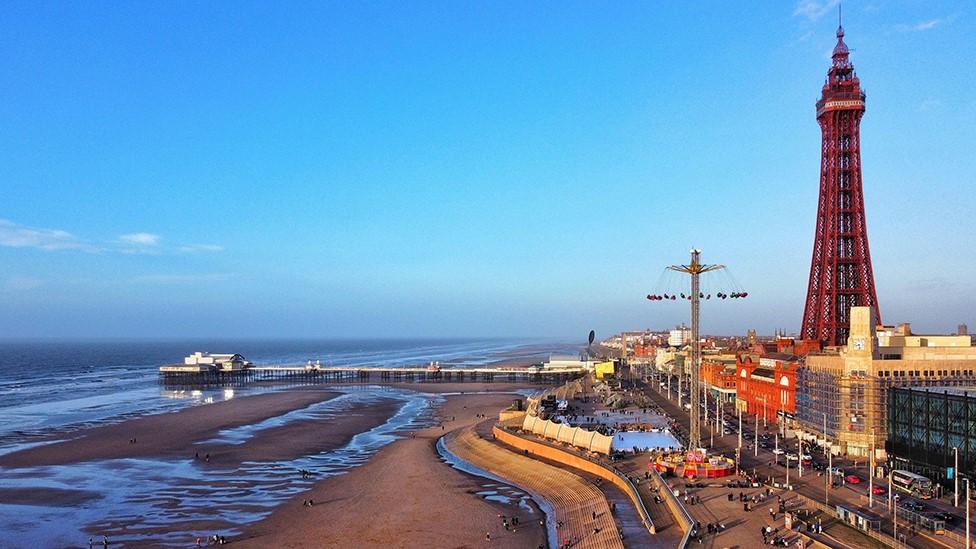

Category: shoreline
[0, 381, 550, 547]
[234, 391, 547, 548]
[0, 388, 341, 468]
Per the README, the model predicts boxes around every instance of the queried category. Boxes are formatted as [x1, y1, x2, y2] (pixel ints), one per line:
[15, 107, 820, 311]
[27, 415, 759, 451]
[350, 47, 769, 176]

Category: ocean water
[0, 338, 572, 547]
[0, 338, 571, 444]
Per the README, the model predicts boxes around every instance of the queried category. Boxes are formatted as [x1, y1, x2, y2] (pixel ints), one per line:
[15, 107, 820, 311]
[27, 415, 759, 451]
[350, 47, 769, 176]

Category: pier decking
[159, 364, 585, 387]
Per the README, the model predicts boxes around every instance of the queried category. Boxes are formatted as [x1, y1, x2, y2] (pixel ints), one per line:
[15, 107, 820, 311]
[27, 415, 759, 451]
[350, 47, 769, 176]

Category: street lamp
[893, 493, 900, 543]
[955, 446, 960, 508]
[755, 412, 759, 457]
[799, 437, 804, 478]
[866, 427, 874, 508]
[822, 412, 828, 457]
[737, 407, 742, 475]
[964, 477, 970, 549]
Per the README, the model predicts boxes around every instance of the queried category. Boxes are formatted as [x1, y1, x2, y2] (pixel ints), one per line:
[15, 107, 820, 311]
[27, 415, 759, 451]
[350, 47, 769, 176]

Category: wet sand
[0, 389, 340, 468]
[203, 398, 402, 466]
[236, 392, 546, 549]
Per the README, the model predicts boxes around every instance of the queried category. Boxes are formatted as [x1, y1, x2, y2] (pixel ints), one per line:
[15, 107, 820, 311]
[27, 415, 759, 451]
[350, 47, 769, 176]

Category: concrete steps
[446, 424, 624, 549]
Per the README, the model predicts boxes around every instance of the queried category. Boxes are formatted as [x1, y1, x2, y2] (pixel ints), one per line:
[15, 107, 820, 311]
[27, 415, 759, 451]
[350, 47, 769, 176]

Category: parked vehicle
[844, 474, 861, 484]
[772, 448, 785, 455]
[900, 499, 926, 512]
[932, 511, 957, 523]
[871, 486, 886, 495]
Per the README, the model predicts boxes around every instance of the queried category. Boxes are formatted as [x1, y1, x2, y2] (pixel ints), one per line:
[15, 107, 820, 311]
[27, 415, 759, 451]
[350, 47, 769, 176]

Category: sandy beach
[0, 379, 551, 547]
[236, 391, 547, 549]
[0, 389, 343, 468]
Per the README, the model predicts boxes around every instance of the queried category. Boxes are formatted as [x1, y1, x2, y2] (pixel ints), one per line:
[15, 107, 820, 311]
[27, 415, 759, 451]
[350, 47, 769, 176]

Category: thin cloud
[0, 219, 97, 252]
[132, 273, 234, 284]
[0, 219, 222, 254]
[4, 276, 45, 291]
[895, 16, 952, 32]
[793, 0, 840, 22]
[919, 98, 942, 112]
[178, 243, 224, 253]
[119, 232, 161, 246]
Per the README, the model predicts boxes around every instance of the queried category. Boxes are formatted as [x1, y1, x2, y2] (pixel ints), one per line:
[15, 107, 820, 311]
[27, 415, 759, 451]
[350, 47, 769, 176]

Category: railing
[648, 466, 695, 548]
[492, 424, 657, 537]
[791, 491, 898, 548]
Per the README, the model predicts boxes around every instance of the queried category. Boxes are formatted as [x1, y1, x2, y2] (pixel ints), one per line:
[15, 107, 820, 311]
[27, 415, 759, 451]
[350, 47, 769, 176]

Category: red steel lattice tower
[801, 20, 881, 347]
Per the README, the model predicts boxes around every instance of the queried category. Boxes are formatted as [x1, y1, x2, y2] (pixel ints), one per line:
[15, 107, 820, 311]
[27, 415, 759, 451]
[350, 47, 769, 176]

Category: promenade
[445, 421, 625, 549]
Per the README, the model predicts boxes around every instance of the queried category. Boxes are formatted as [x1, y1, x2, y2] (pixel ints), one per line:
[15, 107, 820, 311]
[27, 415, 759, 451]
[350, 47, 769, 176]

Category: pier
[159, 364, 585, 388]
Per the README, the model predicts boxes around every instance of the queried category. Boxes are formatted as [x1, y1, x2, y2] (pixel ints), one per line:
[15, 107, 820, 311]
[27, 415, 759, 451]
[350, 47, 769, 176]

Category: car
[801, 454, 813, 461]
[844, 475, 861, 484]
[901, 500, 926, 512]
[830, 467, 844, 476]
[932, 511, 958, 523]
[871, 486, 886, 495]
[786, 453, 799, 461]
[772, 448, 785, 455]
[812, 462, 826, 471]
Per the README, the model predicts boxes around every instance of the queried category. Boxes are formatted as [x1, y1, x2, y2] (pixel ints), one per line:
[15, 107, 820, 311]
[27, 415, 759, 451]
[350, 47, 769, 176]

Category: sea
[0, 338, 577, 547]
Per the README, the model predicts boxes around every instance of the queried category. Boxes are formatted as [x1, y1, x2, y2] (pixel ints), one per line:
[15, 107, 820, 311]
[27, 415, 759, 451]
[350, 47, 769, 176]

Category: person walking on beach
[485, 532, 491, 542]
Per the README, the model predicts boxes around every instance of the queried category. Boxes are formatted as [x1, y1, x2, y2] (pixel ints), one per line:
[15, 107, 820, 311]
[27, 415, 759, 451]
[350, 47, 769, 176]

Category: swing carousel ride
[646, 249, 747, 479]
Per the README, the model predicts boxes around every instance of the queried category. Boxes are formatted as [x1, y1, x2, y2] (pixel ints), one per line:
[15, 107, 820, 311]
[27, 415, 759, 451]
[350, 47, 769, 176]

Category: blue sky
[1, 1, 974, 339]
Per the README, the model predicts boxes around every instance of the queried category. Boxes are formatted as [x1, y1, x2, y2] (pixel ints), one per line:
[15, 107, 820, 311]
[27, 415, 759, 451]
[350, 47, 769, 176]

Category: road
[641, 374, 970, 549]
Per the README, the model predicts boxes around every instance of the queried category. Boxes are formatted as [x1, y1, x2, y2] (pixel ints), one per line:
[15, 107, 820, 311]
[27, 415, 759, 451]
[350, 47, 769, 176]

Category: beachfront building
[701, 357, 738, 404]
[668, 325, 691, 347]
[543, 354, 590, 370]
[735, 351, 798, 425]
[796, 307, 976, 459]
[887, 385, 976, 489]
[184, 352, 250, 371]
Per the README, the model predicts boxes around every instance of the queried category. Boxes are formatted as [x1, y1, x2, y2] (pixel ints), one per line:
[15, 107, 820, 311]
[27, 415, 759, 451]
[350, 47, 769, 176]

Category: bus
[891, 470, 935, 500]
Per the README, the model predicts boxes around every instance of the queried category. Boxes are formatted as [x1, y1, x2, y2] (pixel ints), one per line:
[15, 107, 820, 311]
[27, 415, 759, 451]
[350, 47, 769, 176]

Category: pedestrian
[486, 532, 491, 542]
[102, 535, 109, 549]
[89, 538, 93, 549]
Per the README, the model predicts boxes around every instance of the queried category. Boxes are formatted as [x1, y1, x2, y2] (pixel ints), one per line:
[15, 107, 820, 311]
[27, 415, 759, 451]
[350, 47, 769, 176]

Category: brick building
[701, 358, 738, 404]
[735, 352, 799, 424]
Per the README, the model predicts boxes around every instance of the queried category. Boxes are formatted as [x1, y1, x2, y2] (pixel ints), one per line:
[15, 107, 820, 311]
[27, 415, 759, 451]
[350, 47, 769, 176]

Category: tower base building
[796, 307, 976, 459]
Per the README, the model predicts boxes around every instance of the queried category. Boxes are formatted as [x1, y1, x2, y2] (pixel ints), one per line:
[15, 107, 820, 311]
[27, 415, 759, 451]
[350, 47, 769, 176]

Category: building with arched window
[735, 352, 798, 424]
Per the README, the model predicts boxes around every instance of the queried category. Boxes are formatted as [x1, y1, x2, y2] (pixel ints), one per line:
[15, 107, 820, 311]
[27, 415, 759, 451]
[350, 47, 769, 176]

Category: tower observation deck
[801, 20, 881, 347]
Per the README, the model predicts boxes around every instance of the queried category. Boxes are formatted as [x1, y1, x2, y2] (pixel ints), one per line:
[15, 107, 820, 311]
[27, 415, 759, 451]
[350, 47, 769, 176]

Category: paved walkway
[445, 422, 625, 549]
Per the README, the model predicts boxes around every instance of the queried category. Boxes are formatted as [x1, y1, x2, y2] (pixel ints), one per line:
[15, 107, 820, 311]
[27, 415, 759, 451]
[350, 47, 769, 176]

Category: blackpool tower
[801, 20, 881, 347]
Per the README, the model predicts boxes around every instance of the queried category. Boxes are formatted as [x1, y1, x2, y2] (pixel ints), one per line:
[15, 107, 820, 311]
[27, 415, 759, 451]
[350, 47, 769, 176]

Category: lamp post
[717, 396, 722, 436]
[888, 470, 893, 512]
[822, 412, 828, 456]
[869, 427, 875, 508]
[955, 446, 960, 508]
[737, 407, 742, 475]
[799, 437, 804, 478]
[964, 477, 970, 549]
[893, 494, 900, 544]
[755, 413, 759, 457]
[786, 451, 791, 491]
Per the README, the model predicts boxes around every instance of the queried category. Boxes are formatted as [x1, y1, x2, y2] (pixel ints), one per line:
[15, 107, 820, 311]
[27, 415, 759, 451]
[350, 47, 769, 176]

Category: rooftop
[903, 386, 976, 398]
